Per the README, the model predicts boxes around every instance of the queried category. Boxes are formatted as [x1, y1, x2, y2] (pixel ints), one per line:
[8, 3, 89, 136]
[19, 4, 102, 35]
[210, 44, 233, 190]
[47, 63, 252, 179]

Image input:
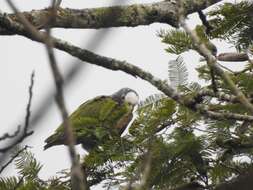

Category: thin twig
[0, 72, 34, 153]
[217, 62, 235, 74]
[0, 125, 21, 141]
[23, 71, 34, 134]
[155, 119, 175, 133]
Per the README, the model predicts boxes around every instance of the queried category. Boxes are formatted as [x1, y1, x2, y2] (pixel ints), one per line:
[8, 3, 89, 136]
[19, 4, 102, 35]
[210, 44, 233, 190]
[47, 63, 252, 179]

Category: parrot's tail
[44, 133, 63, 150]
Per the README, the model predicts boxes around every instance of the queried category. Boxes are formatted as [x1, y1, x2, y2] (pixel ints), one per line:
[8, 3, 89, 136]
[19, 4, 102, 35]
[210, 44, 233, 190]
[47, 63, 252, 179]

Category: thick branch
[0, 0, 222, 35]
[217, 53, 249, 62]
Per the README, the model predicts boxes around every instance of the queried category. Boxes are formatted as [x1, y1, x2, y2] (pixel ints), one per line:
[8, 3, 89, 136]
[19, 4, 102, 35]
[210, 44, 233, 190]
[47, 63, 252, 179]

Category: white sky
[0, 0, 247, 189]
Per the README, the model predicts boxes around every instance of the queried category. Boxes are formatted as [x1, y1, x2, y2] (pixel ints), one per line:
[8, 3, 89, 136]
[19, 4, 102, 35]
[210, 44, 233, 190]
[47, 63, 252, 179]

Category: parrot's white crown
[125, 91, 139, 105]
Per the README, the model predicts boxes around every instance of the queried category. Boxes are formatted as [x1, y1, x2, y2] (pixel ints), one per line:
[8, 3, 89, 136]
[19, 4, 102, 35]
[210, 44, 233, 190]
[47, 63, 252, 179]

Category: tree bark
[0, 0, 222, 35]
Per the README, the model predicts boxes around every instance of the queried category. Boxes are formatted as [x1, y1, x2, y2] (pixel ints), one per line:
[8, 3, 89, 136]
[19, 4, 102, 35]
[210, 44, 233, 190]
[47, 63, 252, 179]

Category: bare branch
[0, 125, 21, 141]
[0, 72, 34, 153]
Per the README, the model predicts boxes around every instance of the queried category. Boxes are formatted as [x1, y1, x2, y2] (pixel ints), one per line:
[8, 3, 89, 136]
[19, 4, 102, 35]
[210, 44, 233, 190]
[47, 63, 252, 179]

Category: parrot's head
[112, 88, 139, 105]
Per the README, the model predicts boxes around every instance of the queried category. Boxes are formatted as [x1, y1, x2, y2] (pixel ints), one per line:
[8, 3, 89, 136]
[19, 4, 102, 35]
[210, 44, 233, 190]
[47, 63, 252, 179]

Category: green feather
[44, 96, 133, 151]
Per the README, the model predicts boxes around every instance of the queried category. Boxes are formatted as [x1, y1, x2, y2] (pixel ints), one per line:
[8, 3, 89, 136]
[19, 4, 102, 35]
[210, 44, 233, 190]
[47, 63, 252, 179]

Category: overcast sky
[0, 0, 246, 189]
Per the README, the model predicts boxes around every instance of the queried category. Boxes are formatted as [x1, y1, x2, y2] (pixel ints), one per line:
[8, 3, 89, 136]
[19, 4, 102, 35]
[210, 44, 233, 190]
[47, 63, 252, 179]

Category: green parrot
[44, 88, 139, 151]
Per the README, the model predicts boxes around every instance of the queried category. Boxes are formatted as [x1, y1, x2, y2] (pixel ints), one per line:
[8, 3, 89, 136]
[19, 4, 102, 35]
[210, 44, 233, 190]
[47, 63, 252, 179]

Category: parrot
[44, 88, 139, 151]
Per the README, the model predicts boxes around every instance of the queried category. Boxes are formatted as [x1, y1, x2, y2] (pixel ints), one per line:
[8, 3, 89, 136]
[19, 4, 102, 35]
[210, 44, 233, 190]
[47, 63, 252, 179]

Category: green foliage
[209, 2, 253, 51]
[158, 26, 217, 56]
[0, 177, 19, 190]
[146, 5, 253, 186]
[15, 149, 42, 180]
[0, 148, 70, 190]
[157, 29, 193, 54]
[130, 98, 176, 138]
[168, 56, 188, 90]
[138, 93, 166, 108]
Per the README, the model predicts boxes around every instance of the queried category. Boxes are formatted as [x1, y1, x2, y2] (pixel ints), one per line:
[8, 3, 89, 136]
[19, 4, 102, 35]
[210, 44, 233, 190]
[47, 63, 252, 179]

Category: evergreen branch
[15, 147, 42, 178]
[194, 89, 238, 103]
[168, 56, 188, 90]
[0, 146, 29, 174]
[208, 2, 253, 51]
[13, 176, 24, 190]
[155, 119, 176, 134]
[158, 29, 193, 54]
[178, 1, 253, 115]
[201, 109, 253, 122]
[138, 93, 166, 108]
[0, 177, 19, 189]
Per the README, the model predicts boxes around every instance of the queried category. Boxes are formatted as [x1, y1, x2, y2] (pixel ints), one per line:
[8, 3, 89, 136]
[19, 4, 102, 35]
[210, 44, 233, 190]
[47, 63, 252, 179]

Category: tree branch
[0, 125, 21, 141]
[217, 52, 249, 62]
[0, 0, 222, 35]
[1, 13, 253, 123]
[178, 2, 253, 115]
[0, 72, 34, 153]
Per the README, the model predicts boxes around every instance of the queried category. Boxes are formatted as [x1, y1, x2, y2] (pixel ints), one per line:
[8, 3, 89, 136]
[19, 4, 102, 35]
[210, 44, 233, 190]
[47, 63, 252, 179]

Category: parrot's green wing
[44, 96, 134, 150]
